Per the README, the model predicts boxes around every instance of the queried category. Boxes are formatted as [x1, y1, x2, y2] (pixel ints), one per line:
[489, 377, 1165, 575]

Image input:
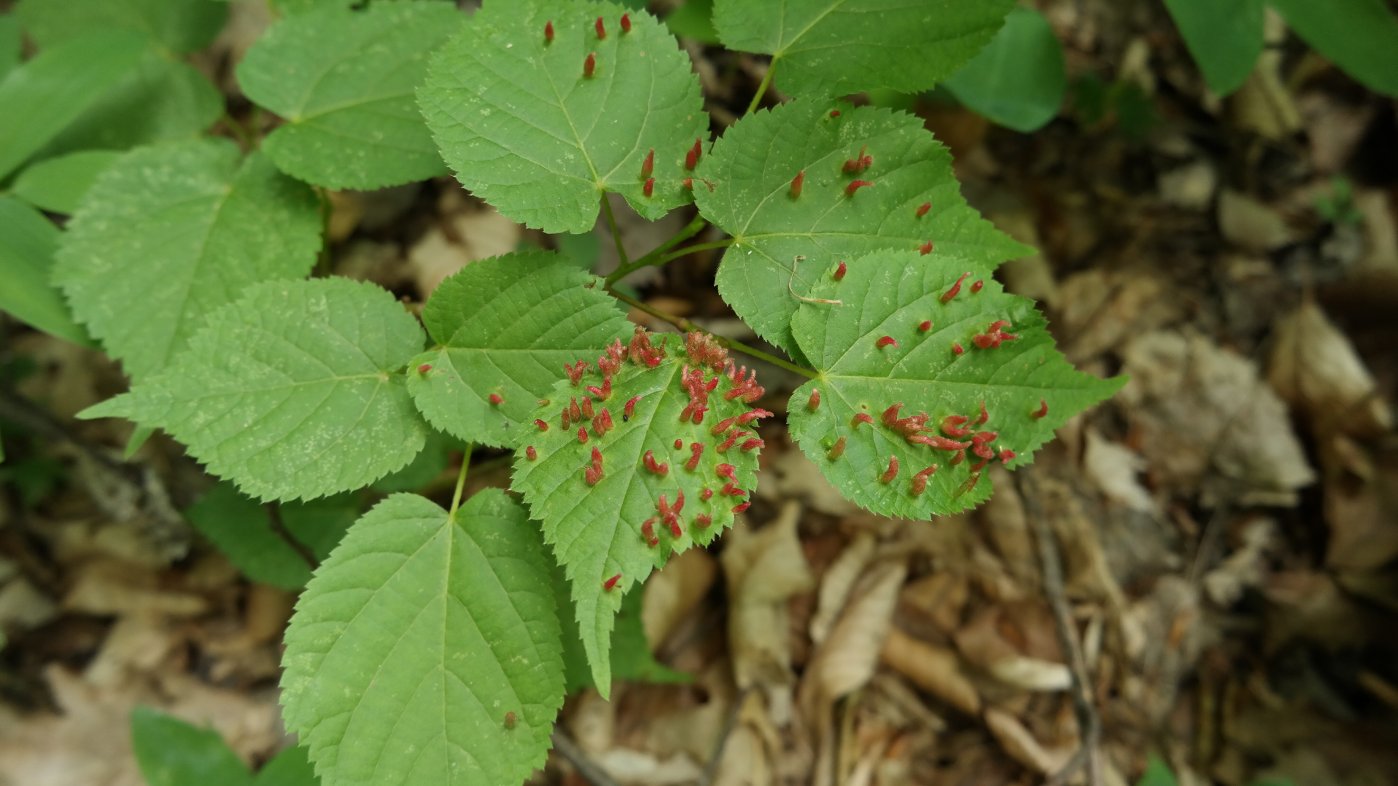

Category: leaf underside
[512, 331, 765, 691]
[712, 0, 1016, 97]
[786, 249, 1124, 517]
[419, 0, 708, 233]
[238, 3, 466, 189]
[406, 250, 633, 448]
[53, 139, 322, 380]
[281, 491, 565, 786]
[80, 278, 429, 503]
[694, 98, 1030, 358]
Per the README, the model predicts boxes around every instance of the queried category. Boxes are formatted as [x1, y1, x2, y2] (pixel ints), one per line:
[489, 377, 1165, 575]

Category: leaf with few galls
[712, 0, 1015, 97]
[281, 491, 565, 786]
[694, 98, 1029, 358]
[419, 0, 707, 233]
[512, 330, 766, 692]
[80, 278, 428, 502]
[787, 250, 1123, 517]
[406, 250, 633, 448]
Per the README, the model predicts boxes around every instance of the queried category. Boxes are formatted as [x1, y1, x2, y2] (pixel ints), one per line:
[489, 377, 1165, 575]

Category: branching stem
[605, 214, 709, 284]
[598, 193, 629, 268]
[747, 58, 778, 114]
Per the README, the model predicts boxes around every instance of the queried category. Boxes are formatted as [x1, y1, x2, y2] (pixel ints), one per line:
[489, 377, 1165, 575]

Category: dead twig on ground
[1016, 469, 1104, 786]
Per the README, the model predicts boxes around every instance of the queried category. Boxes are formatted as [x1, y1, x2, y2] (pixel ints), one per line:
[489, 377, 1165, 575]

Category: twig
[551, 729, 622, 786]
[1015, 470, 1103, 786]
[697, 687, 753, 785]
[265, 503, 319, 571]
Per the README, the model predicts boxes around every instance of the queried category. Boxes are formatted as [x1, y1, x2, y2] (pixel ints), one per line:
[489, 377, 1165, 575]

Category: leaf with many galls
[419, 0, 708, 233]
[512, 329, 767, 692]
[693, 98, 1030, 359]
[786, 249, 1124, 517]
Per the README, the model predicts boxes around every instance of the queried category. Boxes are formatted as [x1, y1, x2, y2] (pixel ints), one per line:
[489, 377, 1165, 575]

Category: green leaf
[53, 139, 322, 380]
[712, 0, 1015, 97]
[0, 197, 90, 345]
[255, 746, 319, 786]
[1268, 0, 1398, 97]
[611, 588, 689, 684]
[419, 0, 707, 233]
[281, 491, 565, 786]
[1163, 0, 1264, 96]
[35, 50, 222, 157]
[370, 427, 453, 492]
[0, 30, 148, 180]
[944, 7, 1067, 132]
[513, 331, 765, 691]
[237, 3, 465, 190]
[1135, 756, 1179, 786]
[80, 278, 429, 502]
[406, 251, 633, 447]
[186, 483, 358, 590]
[131, 706, 253, 786]
[665, 0, 718, 44]
[15, 0, 227, 54]
[786, 250, 1122, 517]
[10, 150, 121, 213]
[0, 14, 20, 81]
[694, 98, 1030, 357]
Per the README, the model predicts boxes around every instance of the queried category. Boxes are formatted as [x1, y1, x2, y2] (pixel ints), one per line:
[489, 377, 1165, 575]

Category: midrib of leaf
[289, 50, 432, 123]
[153, 182, 237, 372]
[771, 0, 845, 58]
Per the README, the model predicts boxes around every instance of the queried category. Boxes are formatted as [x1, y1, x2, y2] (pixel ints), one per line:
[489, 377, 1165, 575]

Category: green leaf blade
[712, 0, 1015, 97]
[16, 0, 227, 53]
[281, 491, 565, 786]
[944, 7, 1067, 132]
[130, 707, 253, 786]
[0, 197, 91, 345]
[512, 332, 764, 690]
[238, 3, 465, 190]
[694, 98, 1030, 357]
[11, 149, 121, 213]
[81, 278, 429, 503]
[0, 30, 148, 179]
[419, 0, 707, 233]
[787, 250, 1123, 517]
[53, 139, 322, 380]
[1268, 0, 1398, 97]
[407, 251, 634, 447]
[1163, 0, 1264, 96]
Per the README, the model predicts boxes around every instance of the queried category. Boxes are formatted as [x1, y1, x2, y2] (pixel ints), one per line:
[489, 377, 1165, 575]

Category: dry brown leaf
[1202, 517, 1278, 607]
[1321, 436, 1398, 571]
[880, 628, 981, 715]
[1119, 331, 1315, 505]
[591, 748, 705, 785]
[896, 571, 969, 636]
[723, 502, 816, 688]
[1218, 190, 1296, 252]
[809, 533, 877, 646]
[804, 560, 907, 708]
[642, 547, 718, 650]
[1055, 270, 1183, 363]
[1229, 11, 1302, 139]
[62, 560, 207, 618]
[983, 707, 1074, 775]
[1084, 429, 1157, 514]
[1268, 300, 1392, 436]
[955, 606, 1069, 693]
[758, 447, 859, 516]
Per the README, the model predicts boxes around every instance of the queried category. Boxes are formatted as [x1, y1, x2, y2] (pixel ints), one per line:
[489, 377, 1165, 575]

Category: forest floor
[2, 1, 1397, 785]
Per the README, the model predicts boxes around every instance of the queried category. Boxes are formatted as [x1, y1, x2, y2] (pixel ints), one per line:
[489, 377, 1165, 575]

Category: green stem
[604, 214, 708, 285]
[598, 193, 629, 267]
[654, 238, 734, 266]
[746, 58, 778, 114]
[448, 443, 474, 518]
[608, 289, 816, 379]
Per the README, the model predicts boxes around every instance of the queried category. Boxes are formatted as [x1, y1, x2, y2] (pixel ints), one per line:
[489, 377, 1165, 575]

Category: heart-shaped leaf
[694, 98, 1029, 357]
[80, 278, 428, 502]
[419, 0, 707, 232]
[513, 330, 766, 691]
[282, 491, 564, 786]
[786, 250, 1123, 517]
